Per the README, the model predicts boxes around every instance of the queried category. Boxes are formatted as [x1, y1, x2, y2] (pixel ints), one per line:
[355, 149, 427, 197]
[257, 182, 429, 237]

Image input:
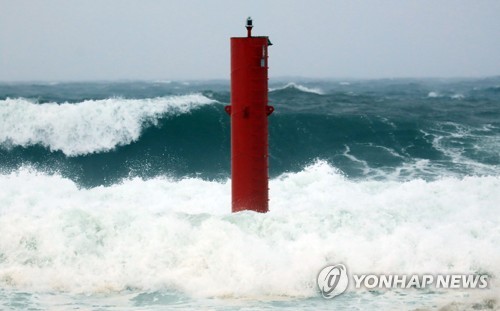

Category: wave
[1, 104, 498, 187]
[428, 92, 466, 100]
[451, 93, 465, 99]
[270, 82, 324, 95]
[0, 162, 498, 298]
[0, 95, 216, 156]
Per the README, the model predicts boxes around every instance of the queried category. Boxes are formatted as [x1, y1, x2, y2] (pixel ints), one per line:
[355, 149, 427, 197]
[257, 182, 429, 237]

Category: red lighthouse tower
[225, 18, 273, 213]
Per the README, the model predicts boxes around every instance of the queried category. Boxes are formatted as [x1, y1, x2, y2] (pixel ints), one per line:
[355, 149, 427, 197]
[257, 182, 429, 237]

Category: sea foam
[0, 162, 498, 299]
[0, 95, 216, 156]
[270, 83, 324, 95]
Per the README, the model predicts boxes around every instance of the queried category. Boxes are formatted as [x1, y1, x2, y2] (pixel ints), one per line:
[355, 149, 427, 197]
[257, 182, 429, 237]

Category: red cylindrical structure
[225, 20, 273, 213]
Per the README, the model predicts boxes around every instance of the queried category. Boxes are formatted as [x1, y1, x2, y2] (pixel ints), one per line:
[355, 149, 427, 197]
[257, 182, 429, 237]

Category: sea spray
[0, 95, 215, 156]
[0, 163, 498, 298]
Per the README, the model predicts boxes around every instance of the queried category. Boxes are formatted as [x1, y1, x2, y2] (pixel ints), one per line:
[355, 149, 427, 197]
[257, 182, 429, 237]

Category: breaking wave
[270, 82, 324, 95]
[0, 95, 216, 156]
[0, 162, 498, 299]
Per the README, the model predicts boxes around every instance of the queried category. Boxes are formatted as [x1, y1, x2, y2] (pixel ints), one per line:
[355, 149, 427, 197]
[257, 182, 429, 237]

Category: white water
[0, 162, 498, 305]
[0, 95, 215, 156]
[270, 83, 324, 95]
[427, 91, 440, 98]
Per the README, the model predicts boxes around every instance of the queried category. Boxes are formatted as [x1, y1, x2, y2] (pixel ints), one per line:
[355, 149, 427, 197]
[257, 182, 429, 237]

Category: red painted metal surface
[226, 20, 273, 213]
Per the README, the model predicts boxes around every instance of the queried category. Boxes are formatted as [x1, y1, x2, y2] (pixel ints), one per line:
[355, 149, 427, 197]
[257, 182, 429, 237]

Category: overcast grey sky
[1, 0, 499, 81]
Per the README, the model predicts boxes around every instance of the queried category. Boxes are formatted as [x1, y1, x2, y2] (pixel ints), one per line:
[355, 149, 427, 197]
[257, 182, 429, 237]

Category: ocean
[0, 78, 499, 310]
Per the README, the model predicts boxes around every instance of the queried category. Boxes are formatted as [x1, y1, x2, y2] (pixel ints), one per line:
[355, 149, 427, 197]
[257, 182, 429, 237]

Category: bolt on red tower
[225, 17, 273, 213]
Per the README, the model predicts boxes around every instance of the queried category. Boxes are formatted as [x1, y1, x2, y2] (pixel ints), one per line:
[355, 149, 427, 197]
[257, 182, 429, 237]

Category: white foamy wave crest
[427, 91, 440, 98]
[420, 122, 500, 177]
[270, 82, 324, 95]
[0, 162, 498, 301]
[451, 93, 465, 99]
[0, 95, 215, 156]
